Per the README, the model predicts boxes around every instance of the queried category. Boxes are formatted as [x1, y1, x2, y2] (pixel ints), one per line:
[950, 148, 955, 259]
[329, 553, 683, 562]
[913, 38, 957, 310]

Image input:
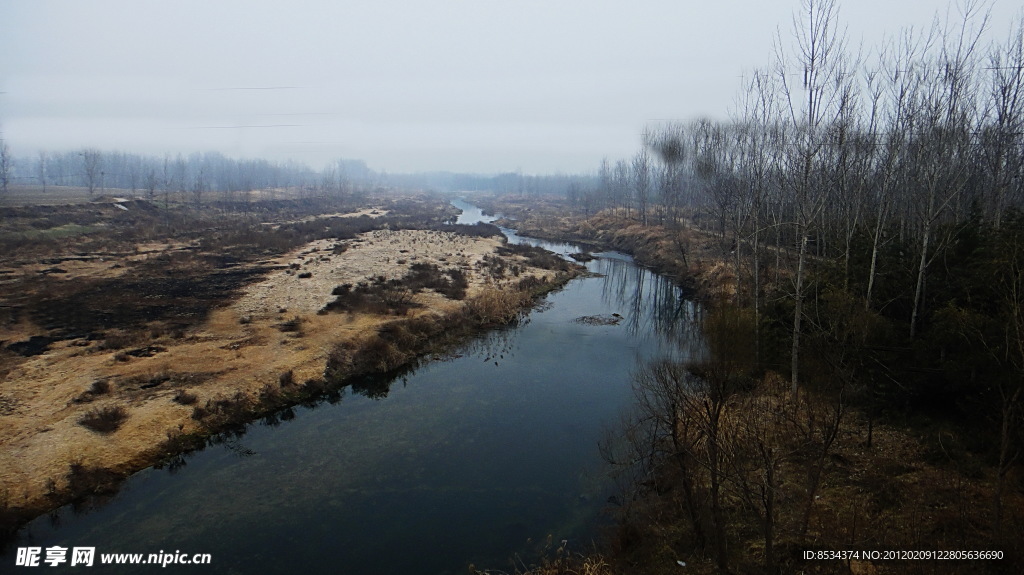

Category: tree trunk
[910, 223, 931, 339]
[792, 232, 809, 394]
[865, 216, 883, 310]
[754, 225, 762, 363]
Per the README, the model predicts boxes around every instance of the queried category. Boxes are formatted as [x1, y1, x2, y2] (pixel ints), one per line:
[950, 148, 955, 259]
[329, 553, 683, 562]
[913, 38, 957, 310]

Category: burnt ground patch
[24, 265, 271, 338]
[5, 336, 56, 356]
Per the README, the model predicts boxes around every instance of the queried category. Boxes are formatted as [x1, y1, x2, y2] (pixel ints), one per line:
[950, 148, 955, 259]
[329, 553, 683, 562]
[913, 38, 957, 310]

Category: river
[7, 199, 701, 574]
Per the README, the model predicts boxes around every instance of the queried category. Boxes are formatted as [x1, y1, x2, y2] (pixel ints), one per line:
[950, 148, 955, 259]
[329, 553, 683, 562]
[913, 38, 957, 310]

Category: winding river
[7, 199, 701, 574]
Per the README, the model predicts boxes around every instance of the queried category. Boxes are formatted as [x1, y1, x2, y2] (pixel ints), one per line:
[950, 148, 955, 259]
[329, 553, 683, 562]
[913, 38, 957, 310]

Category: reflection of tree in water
[458, 322, 523, 366]
[350, 359, 423, 399]
[593, 256, 701, 355]
[349, 321, 525, 399]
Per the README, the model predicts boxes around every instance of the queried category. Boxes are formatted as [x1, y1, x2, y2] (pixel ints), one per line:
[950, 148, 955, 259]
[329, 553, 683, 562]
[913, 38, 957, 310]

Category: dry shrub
[66, 462, 122, 497]
[358, 337, 405, 372]
[497, 243, 571, 271]
[405, 262, 469, 299]
[377, 321, 417, 348]
[466, 288, 528, 325]
[321, 278, 419, 315]
[276, 316, 303, 333]
[190, 405, 210, 420]
[98, 330, 141, 351]
[279, 370, 295, 387]
[191, 392, 252, 423]
[74, 380, 112, 403]
[302, 378, 328, 396]
[172, 390, 198, 405]
[78, 405, 129, 433]
[470, 538, 613, 575]
[258, 383, 281, 403]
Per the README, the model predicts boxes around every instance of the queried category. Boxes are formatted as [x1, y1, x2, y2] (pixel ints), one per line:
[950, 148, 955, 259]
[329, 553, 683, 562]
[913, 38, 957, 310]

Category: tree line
[575, 0, 1023, 391]
[0, 144, 386, 204]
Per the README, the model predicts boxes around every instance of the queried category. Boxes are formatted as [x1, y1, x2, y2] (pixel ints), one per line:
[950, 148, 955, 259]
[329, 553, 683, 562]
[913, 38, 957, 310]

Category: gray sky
[1, 0, 1020, 175]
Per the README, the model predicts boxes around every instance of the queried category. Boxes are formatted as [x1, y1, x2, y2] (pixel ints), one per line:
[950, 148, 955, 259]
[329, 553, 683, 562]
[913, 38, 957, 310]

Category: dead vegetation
[78, 405, 129, 434]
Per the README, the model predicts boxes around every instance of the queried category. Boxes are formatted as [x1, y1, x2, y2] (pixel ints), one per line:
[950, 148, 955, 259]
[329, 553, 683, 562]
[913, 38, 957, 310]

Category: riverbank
[475, 195, 735, 300]
[0, 197, 582, 541]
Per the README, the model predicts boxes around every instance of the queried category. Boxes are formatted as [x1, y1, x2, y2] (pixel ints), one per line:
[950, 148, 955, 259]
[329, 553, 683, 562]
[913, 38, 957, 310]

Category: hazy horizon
[2, 0, 1021, 175]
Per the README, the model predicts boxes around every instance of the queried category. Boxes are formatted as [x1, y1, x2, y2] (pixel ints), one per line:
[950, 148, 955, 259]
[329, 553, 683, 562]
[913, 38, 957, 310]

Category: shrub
[79, 405, 129, 433]
[402, 262, 469, 300]
[357, 337, 405, 372]
[498, 243, 571, 271]
[173, 390, 198, 405]
[279, 370, 295, 387]
[466, 288, 528, 325]
[259, 383, 281, 403]
[66, 462, 122, 497]
[277, 316, 303, 333]
[99, 330, 140, 351]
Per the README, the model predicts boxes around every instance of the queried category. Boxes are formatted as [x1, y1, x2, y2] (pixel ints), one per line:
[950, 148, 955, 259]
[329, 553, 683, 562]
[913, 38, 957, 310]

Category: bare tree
[192, 168, 205, 207]
[736, 69, 784, 356]
[645, 124, 688, 225]
[775, 0, 853, 393]
[0, 137, 10, 197]
[864, 31, 922, 310]
[173, 154, 187, 199]
[632, 147, 652, 225]
[613, 159, 631, 215]
[37, 151, 48, 193]
[161, 155, 172, 209]
[979, 15, 1024, 229]
[126, 155, 140, 198]
[144, 168, 158, 202]
[81, 148, 103, 196]
[907, 1, 988, 339]
[597, 157, 613, 210]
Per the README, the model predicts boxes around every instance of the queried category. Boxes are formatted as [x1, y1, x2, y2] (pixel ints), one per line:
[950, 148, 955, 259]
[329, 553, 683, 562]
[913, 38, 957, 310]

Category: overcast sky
[1, 0, 1020, 175]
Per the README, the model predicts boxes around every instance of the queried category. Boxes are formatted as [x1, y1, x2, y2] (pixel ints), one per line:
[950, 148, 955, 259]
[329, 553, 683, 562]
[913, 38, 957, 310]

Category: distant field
[2, 185, 102, 206]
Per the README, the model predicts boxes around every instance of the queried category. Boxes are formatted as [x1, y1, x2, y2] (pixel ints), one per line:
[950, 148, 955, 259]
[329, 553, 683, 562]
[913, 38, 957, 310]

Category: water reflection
[592, 254, 702, 356]
[453, 197, 702, 359]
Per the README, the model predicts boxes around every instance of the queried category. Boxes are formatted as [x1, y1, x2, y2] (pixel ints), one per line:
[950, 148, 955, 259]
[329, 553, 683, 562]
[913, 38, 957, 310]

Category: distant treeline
[0, 149, 382, 197]
[383, 170, 598, 195]
[0, 144, 601, 198]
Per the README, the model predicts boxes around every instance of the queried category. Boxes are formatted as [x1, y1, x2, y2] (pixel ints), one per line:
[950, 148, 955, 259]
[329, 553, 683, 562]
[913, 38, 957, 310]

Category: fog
[1, 0, 1020, 174]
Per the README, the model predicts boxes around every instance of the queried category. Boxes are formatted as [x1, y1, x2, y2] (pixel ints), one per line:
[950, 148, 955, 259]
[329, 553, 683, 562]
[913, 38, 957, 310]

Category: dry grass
[471, 539, 614, 575]
[465, 287, 531, 325]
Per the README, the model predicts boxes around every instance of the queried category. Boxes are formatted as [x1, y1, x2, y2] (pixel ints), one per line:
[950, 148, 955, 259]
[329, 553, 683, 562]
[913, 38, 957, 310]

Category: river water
[7, 199, 701, 574]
